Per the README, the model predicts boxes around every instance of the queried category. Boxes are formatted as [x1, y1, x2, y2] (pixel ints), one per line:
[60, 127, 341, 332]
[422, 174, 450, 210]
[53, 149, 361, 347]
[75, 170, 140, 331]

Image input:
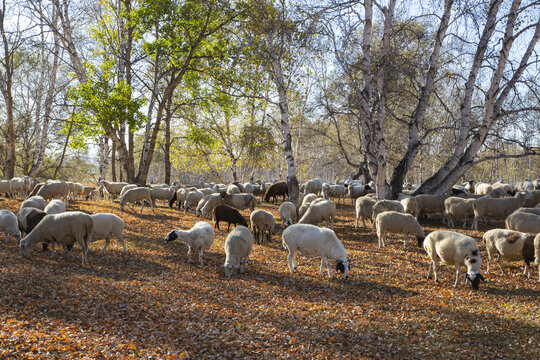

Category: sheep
[302, 193, 318, 206]
[150, 186, 176, 207]
[371, 200, 404, 233]
[322, 183, 347, 203]
[493, 181, 514, 196]
[522, 190, 540, 208]
[400, 197, 419, 219]
[69, 182, 84, 200]
[483, 229, 536, 278]
[199, 187, 214, 196]
[214, 184, 227, 193]
[414, 194, 445, 220]
[355, 196, 376, 229]
[223, 225, 253, 278]
[0, 179, 13, 196]
[99, 186, 111, 200]
[9, 176, 31, 198]
[36, 181, 70, 205]
[226, 184, 241, 194]
[346, 184, 370, 204]
[200, 193, 224, 218]
[0, 210, 21, 241]
[505, 211, 540, 234]
[119, 184, 137, 198]
[165, 221, 214, 267]
[490, 187, 506, 198]
[423, 230, 484, 290]
[282, 224, 349, 279]
[44, 199, 66, 215]
[278, 201, 296, 227]
[169, 187, 189, 209]
[298, 203, 310, 219]
[465, 180, 475, 194]
[90, 213, 126, 253]
[213, 205, 248, 231]
[183, 189, 204, 213]
[19, 211, 93, 264]
[514, 207, 540, 216]
[298, 199, 336, 229]
[82, 186, 95, 198]
[375, 211, 425, 248]
[471, 191, 531, 230]
[99, 180, 129, 198]
[521, 181, 534, 191]
[119, 187, 155, 213]
[533, 179, 540, 190]
[250, 209, 275, 244]
[17, 207, 47, 237]
[220, 192, 256, 211]
[264, 181, 288, 203]
[475, 182, 493, 195]
[243, 182, 256, 194]
[304, 178, 323, 196]
[20, 195, 47, 211]
[444, 196, 475, 228]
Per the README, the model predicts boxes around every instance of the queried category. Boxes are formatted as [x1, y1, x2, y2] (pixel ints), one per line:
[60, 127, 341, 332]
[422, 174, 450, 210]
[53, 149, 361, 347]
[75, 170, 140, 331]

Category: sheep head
[336, 259, 350, 280]
[165, 230, 179, 242]
[466, 272, 484, 290]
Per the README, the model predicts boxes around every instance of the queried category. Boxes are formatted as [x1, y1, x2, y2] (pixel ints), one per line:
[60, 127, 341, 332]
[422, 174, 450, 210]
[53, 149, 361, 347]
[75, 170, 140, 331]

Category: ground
[0, 196, 538, 359]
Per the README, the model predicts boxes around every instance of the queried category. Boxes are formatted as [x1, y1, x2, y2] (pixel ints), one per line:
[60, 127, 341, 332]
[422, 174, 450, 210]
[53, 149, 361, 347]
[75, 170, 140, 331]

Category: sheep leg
[471, 217, 478, 231]
[118, 235, 128, 252]
[319, 258, 325, 275]
[404, 235, 409, 248]
[140, 202, 145, 213]
[454, 267, 461, 288]
[323, 257, 332, 278]
[497, 256, 506, 275]
[330, 216, 334, 230]
[198, 250, 204, 268]
[186, 246, 194, 263]
[287, 252, 296, 272]
[5, 233, 9, 242]
[427, 261, 433, 279]
[523, 262, 530, 278]
[355, 216, 358, 229]
[99, 236, 110, 254]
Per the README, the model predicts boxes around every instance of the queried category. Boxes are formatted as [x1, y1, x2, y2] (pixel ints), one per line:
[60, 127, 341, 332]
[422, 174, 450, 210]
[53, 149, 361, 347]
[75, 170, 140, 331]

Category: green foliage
[187, 127, 216, 148]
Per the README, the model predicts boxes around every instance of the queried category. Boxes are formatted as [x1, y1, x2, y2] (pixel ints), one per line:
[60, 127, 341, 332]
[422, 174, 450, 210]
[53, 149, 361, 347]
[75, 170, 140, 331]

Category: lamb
[36, 181, 70, 205]
[304, 178, 323, 196]
[483, 229, 536, 278]
[226, 184, 241, 194]
[250, 209, 275, 244]
[0, 210, 21, 241]
[213, 205, 248, 231]
[400, 197, 419, 219]
[355, 196, 376, 229]
[19, 211, 93, 264]
[17, 207, 47, 237]
[165, 221, 215, 267]
[471, 191, 531, 230]
[220, 192, 256, 211]
[444, 196, 475, 228]
[278, 201, 296, 227]
[99, 180, 129, 198]
[20, 195, 47, 211]
[298, 199, 336, 229]
[423, 230, 484, 290]
[505, 211, 540, 234]
[44, 199, 66, 215]
[371, 200, 404, 233]
[183, 189, 204, 213]
[264, 181, 288, 203]
[322, 183, 347, 203]
[119, 187, 156, 213]
[414, 194, 444, 220]
[90, 213, 126, 253]
[223, 225, 254, 278]
[374, 211, 425, 248]
[282, 224, 349, 279]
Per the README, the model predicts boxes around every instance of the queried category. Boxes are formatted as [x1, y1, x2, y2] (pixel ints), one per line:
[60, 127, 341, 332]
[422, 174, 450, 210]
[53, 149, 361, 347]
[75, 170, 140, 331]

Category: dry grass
[0, 197, 538, 359]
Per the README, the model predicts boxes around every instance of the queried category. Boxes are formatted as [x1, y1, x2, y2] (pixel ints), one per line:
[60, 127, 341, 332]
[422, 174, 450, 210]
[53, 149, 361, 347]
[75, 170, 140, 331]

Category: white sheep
[523, 190, 540, 207]
[183, 189, 204, 213]
[483, 229, 536, 278]
[0, 209, 21, 241]
[400, 197, 419, 219]
[505, 211, 540, 234]
[250, 209, 275, 244]
[423, 230, 484, 290]
[120, 187, 155, 213]
[322, 183, 347, 203]
[302, 193, 318, 206]
[90, 213, 126, 253]
[371, 200, 404, 233]
[278, 201, 296, 226]
[226, 184, 241, 194]
[282, 224, 349, 279]
[36, 181, 70, 205]
[475, 182, 493, 195]
[165, 221, 215, 267]
[414, 194, 445, 220]
[355, 196, 376, 229]
[444, 196, 475, 228]
[44, 199, 66, 215]
[19, 211, 93, 264]
[150, 186, 176, 207]
[298, 199, 336, 229]
[223, 225, 254, 278]
[471, 191, 531, 230]
[20, 195, 47, 211]
[304, 178, 323, 196]
[200, 193, 224, 218]
[119, 184, 138, 198]
[375, 211, 425, 248]
[99, 180, 129, 198]
[220, 193, 257, 211]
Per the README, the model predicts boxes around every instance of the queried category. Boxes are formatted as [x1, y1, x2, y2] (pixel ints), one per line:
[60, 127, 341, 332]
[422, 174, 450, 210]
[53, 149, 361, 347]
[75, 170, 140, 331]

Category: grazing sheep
[505, 211, 540, 234]
[36, 181, 70, 205]
[20, 195, 47, 211]
[26, 182, 44, 198]
[471, 191, 531, 230]
[20, 211, 93, 264]
[278, 201, 297, 227]
[226, 184, 241, 194]
[86, 189, 101, 200]
[213, 205, 248, 231]
[165, 222, 215, 267]
[371, 200, 404, 233]
[444, 196, 475, 228]
[82, 186, 95, 198]
[423, 231, 484, 290]
[264, 181, 288, 203]
[282, 224, 349, 279]
[355, 196, 376, 229]
[182, 190, 204, 213]
[483, 229, 536, 278]
[298, 203, 310, 219]
[0, 210, 21, 241]
[493, 182, 514, 196]
[150, 186, 176, 207]
[304, 178, 323, 196]
[220, 193, 256, 211]
[223, 225, 254, 278]
[17, 207, 47, 237]
[250, 209, 275, 244]
[169, 187, 190, 209]
[99, 180, 129, 198]
[475, 182, 493, 196]
[44, 199, 66, 215]
[375, 211, 425, 248]
[346, 184, 371, 204]
[200, 193, 224, 218]
[120, 184, 138, 198]
[9, 176, 31, 198]
[302, 193, 318, 206]
[90, 213, 126, 253]
[522, 190, 540, 208]
[299, 199, 336, 229]
[322, 183, 347, 203]
[400, 197, 419, 219]
[414, 194, 445, 220]
[69, 182, 84, 200]
[119, 187, 155, 213]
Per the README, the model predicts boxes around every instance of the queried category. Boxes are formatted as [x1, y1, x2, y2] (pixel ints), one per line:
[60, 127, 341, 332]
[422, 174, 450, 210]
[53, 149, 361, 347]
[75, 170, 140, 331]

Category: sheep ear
[336, 261, 345, 273]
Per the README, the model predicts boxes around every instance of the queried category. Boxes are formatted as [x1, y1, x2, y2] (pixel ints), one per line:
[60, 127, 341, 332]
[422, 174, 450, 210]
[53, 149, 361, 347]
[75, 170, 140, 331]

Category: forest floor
[0, 196, 538, 359]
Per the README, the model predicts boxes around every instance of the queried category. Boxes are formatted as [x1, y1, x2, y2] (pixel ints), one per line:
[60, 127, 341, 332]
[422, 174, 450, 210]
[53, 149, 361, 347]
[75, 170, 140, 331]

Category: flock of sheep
[1, 175, 539, 289]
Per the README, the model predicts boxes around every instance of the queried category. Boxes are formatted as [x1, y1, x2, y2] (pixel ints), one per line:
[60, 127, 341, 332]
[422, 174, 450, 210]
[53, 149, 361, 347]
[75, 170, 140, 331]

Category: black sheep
[264, 181, 288, 203]
[213, 205, 248, 231]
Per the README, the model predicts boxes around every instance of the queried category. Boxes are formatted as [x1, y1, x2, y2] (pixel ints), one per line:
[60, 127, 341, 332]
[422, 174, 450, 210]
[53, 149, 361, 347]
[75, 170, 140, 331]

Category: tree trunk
[164, 92, 173, 184]
[98, 136, 110, 181]
[111, 142, 117, 182]
[54, 119, 73, 179]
